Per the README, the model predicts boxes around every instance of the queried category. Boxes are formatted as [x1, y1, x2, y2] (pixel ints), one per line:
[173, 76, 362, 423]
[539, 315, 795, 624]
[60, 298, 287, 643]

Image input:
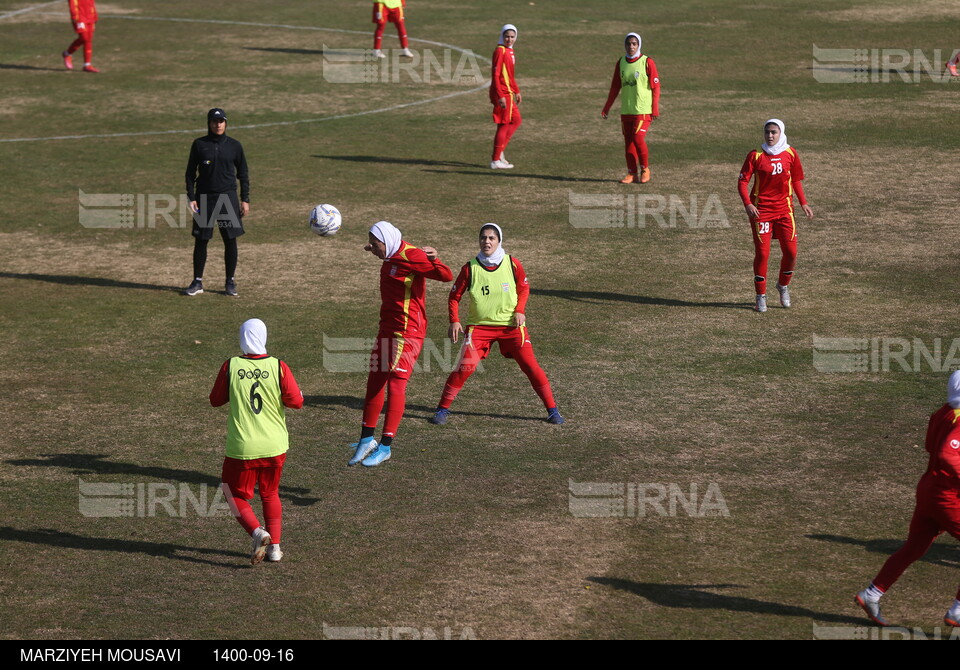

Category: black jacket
[185, 133, 249, 201]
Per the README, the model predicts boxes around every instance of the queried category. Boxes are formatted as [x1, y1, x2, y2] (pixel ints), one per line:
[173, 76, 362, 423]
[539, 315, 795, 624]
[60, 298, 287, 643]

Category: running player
[737, 119, 814, 312]
[372, 0, 413, 59]
[62, 0, 99, 73]
[601, 32, 661, 184]
[209, 319, 303, 564]
[490, 24, 521, 170]
[350, 221, 453, 468]
[855, 371, 960, 628]
[429, 224, 564, 426]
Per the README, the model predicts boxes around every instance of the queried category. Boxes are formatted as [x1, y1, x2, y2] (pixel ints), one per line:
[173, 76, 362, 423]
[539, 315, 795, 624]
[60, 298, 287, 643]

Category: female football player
[429, 224, 564, 425]
[737, 119, 814, 312]
[855, 371, 960, 629]
[490, 24, 522, 169]
[601, 33, 661, 184]
[350, 221, 453, 467]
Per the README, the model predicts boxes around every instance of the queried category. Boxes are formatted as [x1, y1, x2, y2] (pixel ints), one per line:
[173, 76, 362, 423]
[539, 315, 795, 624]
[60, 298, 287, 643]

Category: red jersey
[209, 355, 303, 409]
[448, 256, 529, 323]
[377, 241, 453, 338]
[738, 148, 808, 220]
[68, 0, 97, 24]
[489, 45, 519, 105]
[922, 404, 960, 488]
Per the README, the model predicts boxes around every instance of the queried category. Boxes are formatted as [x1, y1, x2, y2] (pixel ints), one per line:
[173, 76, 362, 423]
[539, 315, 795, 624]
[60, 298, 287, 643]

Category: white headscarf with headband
[948, 370, 960, 409]
[761, 118, 790, 156]
[477, 223, 505, 267]
[498, 24, 518, 46]
[370, 220, 402, 259]
[240, 318, 267, 356]
[625, 32, 642, 61]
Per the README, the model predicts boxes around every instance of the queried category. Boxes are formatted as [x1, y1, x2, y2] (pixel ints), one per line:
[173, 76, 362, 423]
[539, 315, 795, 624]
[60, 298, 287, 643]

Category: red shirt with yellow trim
[69, 0, 97, 24]
[448, 256, 529, 323]
[923, 404, 960, 488]
[738, 148, 807, 220]
[378, 241, 453, 338]
[489, 45, 519, 104]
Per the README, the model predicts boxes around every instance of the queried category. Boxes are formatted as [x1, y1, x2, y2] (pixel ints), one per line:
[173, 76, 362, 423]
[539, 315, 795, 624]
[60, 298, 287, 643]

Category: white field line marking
[0, 13, 491, 144]
[0, 0, 62, 21]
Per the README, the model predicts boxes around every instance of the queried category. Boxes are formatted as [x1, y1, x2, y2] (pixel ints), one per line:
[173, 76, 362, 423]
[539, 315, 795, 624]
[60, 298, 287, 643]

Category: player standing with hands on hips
[490, 24, 522, 170]
[737, 119, 813, 312]
[601, 33, 660, 184]
[349, 221, 453, 468]
[855, 371, 960, 629]
[209, 319, 303, 564]
[184, 108, 250, 298]
[62, 0, 99, 73]
[429, 224, 564, 426]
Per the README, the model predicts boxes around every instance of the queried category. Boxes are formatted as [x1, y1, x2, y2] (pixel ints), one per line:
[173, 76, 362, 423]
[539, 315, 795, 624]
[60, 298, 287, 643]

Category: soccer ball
[309, 204, 342, 236]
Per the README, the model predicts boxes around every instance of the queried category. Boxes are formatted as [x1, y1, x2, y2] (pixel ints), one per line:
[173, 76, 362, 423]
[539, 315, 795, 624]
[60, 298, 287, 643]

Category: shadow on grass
[531, 288, 749, 310]
[243, 46, 325, 55]
[2, 527, 249, 569]
[806, 534, 960, 568]
[304, 395, 548, 423]
[0, 63, 65, 71]
[421, 168, 611, 183]
[587, 577, 867, 625]
[312, 154, 480, 169]
[6, 454, 321, 506]
[0, 272, 181, 293]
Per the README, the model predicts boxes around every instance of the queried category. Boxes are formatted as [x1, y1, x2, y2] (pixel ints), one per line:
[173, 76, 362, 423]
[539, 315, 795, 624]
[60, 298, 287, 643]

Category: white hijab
[625, 32, 642, 62]
[948, 370, 960, 408]
[761, 118, 790, 156]
[370, 220, 402, 260]
[477, 223, 506, 267]
[240, 318, 267, 356]
[498, 24, 518, 47]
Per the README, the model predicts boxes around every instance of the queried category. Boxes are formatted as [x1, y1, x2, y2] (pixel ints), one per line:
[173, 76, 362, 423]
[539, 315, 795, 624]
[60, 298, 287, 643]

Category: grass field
[2, 0, 959, 640]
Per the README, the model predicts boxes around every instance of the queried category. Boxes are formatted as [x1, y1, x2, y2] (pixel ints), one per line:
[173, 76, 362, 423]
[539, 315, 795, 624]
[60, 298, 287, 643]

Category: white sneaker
[373, 49, 385, 59]
[755, 294, 767, 313]
[776, 283, 791, 308]
[250, 527, 271, 565]
[946, 600, 960, 627]
[266, 544, 283, 563]
[490, 159, 513, 169]
[498, 152, 513, 168]
[400, 48, 414, 58]
[855, 590, 889, 626]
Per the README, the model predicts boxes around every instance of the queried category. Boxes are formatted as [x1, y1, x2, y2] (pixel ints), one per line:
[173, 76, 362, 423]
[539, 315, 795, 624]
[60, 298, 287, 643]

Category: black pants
[193, 226, 238, 280]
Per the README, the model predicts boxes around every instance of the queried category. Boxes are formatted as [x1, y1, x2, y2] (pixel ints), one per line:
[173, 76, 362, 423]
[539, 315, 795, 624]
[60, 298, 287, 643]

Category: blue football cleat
[361, 445, 392, 467]
[547, 408, 565, 424]
[429, 408, 450, 425]
[348, 437, 378, 467]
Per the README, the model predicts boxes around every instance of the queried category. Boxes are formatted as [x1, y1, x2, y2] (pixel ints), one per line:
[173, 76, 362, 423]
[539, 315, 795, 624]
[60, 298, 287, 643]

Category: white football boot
[855, 589, 889, 627]
[755, 294, 767, 313]
[250, 527, 271, 565]
[776, 283, 791, 308]
[266, 544, 283, 563]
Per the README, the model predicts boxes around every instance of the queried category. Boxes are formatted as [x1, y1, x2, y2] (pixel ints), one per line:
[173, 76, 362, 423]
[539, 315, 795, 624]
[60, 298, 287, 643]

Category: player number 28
[771, 163, 783, 174]
[757, 221, 770, 234]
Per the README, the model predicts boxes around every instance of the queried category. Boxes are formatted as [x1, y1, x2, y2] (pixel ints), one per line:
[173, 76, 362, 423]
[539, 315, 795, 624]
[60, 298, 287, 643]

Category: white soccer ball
[309, 204, 342, 237]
